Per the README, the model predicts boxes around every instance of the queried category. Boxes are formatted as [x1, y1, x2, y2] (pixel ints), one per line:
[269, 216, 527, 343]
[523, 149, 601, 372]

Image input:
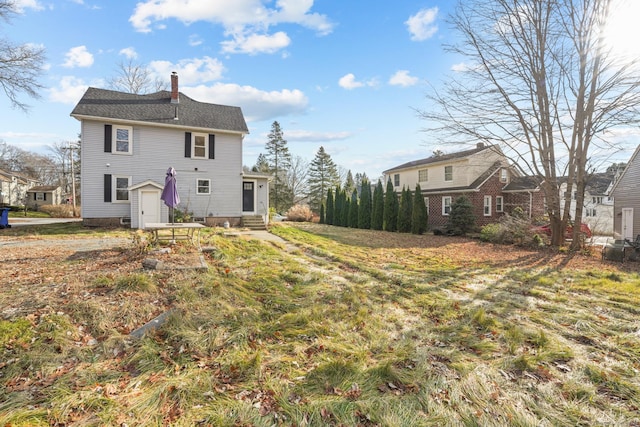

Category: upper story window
[500, 168, 508, 183]
[444, 166, 453, 181]
[197, 179, 211, 195]
[592, 196, 603, 204]
[394, 174, 400, 187]
[193, 133, 208, 159]
[418, 169, 428, 182]
[104, 124, 132, 155]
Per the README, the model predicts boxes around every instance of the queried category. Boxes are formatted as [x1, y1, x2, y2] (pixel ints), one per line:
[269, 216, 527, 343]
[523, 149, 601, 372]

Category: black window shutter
[44, 193, 47, 201]
[104, 125, 112, 152]
[34, 193, 37, 200]
[208, 134, 215, 159]
[184, 132, 192, 158]
[104, 174, 112, 202]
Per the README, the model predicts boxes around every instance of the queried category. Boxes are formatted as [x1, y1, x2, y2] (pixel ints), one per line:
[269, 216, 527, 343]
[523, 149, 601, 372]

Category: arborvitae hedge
[383, 179, 398, 232]
[397, 186, 413, 233]
[325, 188, 334, 225]
[349, 189, 359, 228]
[371, 180, 384, 230]
[358, 178, 372, 229]
[411, 183, 427, 234]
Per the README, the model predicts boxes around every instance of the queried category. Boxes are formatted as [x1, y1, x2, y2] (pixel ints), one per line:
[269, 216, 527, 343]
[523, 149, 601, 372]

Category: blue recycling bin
[0, 208, 10, 229]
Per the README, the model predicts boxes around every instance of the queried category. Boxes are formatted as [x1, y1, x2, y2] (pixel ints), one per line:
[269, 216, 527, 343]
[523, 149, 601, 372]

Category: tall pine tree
[371, 180, 384, 230]
[344, 170, 356, 196]
[358, 177, 372, 229]
[264, 121, 292, 213]
[325, 188, 334, 225]
[383, 179, 398, 232]
[348, 189, 358, 228]
[307, 146, 340, 213]
[398, 187, 413, 233]
[411, 184, 427, 234]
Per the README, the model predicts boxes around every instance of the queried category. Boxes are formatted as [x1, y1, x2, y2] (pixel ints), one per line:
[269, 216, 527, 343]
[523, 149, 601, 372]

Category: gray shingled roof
[383, 144, 498, 174]
[70, 87, 248, 134]
[502, 176, 542, 191]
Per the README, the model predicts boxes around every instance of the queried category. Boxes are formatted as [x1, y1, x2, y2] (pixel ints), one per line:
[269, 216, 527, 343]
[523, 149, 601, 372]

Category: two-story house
[0, 169, 40, 207]
[559, 173, 615, 235]
[383, 144, 545, 230]
[611, 144, 640, 240]
[71, 73, 269, 229]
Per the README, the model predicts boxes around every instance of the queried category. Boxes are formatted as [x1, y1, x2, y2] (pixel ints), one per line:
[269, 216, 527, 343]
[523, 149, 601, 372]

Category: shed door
[622, 208, 634, 240]
[242, 181, 255, 213]
[140, 190, 160, 229]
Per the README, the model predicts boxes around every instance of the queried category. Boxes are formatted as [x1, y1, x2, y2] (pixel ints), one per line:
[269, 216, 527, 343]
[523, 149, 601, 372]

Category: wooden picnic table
[144, 222, 205, 248]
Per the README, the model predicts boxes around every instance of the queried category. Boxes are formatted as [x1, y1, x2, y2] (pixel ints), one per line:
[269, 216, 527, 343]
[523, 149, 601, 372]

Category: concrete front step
[242, 216, 267, 230]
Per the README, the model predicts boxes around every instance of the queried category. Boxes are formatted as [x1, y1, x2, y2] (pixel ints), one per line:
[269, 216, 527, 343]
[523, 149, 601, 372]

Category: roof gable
[71, 87, 249, 134]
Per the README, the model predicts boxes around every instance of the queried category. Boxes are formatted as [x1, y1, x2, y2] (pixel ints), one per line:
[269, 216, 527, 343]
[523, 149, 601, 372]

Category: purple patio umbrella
[161, 167, 180, 224]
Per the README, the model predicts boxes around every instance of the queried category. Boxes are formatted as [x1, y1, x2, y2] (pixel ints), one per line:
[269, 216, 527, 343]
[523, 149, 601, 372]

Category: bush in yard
[40, 204, 80, 218]
[285, 204, 314, 222]
[480, 213, 544, 247]
[447, 196, 475, 235]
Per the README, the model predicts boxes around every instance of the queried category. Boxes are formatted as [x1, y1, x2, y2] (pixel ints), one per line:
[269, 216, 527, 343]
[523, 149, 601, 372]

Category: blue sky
[1, 0, 639, 180]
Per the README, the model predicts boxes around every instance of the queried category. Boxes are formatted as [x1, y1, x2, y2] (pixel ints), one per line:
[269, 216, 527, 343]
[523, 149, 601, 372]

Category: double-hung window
[197, 179, 211, 195]
[418, 169, 428, 182]
[193, 134, 208, 159]
[442, 196, 452, 215]
[104, 124, 132, 154]
[484, 195, 491, 216]
[114, 176, 131, 202]
[496, 196, 504, 213]
[394, 174, 400, 187]
[444, 166, 453, 181]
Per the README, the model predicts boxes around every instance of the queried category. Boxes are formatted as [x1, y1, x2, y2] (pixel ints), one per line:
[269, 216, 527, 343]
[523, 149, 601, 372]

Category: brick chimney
[170, 72, 179, 104]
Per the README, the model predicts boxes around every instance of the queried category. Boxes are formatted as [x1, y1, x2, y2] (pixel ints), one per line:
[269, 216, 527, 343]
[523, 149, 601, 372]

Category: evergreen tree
[398, 187, 413, 233]
[349, 189, 359, 228]
[319, 203, 325, 224]
[371, 180, 384, 230]
[264, 121, 292, 213]
[448, 195, 476, 235]
[325, 188, 334, 225]
[307, 146, 340, 213]
[358, 177, 372, 229]
[344, 170, 356, 196]
[333, 186, 343, 226]
[341, 189, 349, 227]
[252, 153, 270, 172]
[383, 179, 398, 232]
[411, 184, 427, 234]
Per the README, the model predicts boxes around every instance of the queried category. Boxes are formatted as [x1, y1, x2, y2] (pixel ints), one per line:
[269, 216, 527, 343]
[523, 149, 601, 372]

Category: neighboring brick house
[383, 143, 545, 230]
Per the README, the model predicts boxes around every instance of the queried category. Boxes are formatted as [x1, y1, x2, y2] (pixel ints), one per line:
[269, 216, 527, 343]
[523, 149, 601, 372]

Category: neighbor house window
[394, 174, 400, 187]
[197, 179, 211, 195]
[36, 193, 45, 201]
[586, 208, 597, 217]
[424, 197, 429, 215]
[193, 133, 208, 158]
[496, 196, 504, 213]
[442, 196, 452, 215]
[444, 166, 453, 181]
[484, 195, 492, 216]
[592, 196, 603, 204]
[500, 168, 508, 183]
[418, 169, 428, 182]
[114, 176, 131, 202]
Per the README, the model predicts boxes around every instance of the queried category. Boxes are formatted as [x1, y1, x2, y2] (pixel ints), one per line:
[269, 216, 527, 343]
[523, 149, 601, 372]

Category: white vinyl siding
[444, 166, 453, 181]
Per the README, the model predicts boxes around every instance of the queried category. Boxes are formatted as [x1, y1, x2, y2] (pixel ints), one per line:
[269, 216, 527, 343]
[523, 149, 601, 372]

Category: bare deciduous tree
[107, 59, 166, 94]
[419, 0, 640, 247]
[0, 0, 46, 112]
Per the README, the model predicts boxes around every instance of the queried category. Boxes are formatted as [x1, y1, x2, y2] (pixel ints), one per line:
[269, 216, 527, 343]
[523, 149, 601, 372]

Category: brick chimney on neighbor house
[171, 72, 179, 104]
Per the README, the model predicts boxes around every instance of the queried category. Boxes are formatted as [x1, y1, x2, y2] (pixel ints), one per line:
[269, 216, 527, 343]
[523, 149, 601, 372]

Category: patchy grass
[1, 222, 639, 426]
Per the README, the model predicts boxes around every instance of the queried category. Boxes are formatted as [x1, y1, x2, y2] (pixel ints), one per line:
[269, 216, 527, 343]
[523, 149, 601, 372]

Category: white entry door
[622, 208, 634, 240]
[140, 190, 161, 229]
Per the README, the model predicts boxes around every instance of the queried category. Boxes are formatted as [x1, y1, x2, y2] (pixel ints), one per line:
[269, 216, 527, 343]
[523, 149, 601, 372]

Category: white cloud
[13, 0, 44, 12]
[389, 70, 418, 87]
[284, 129, 352, 142]
[119, 47, 138, 59]
[63, 46, 94, 68]
[129, 0, 333, 54]
[406, 7, 439, 41]
[184, 82, 308, 122]
[188, 34, 203, 47]
[338, 73, 377, 90]
[49, 76, 89, 104]
[221, 31, 291, 55]
[149, 57, 225, 84]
